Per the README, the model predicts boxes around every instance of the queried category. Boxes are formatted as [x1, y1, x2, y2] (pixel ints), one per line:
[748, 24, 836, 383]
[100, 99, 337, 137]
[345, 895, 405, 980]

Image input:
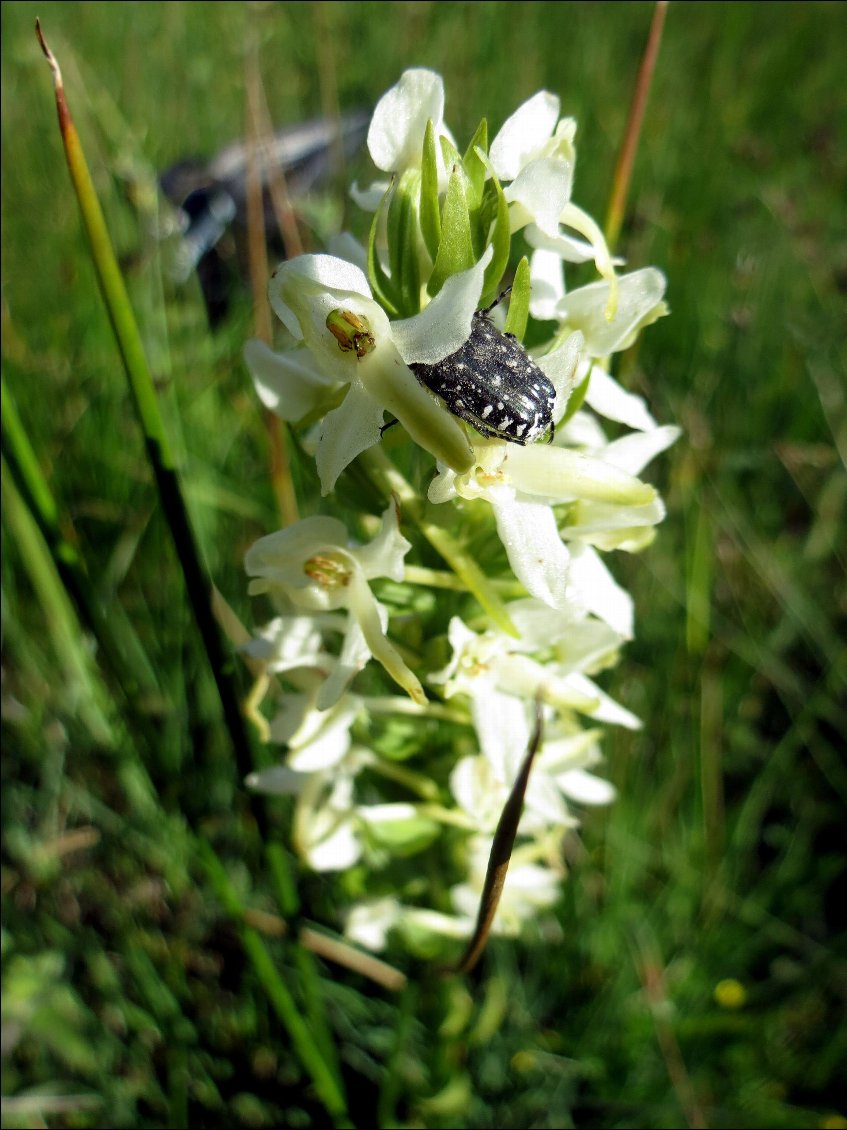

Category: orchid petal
[557, 768, 616, 805]
[347, 571, 426, 704]
[368, 68, 446, 173]
[524, 770, 572, 825]
[245, 764, 310, 796]
[315, 381, 386, 496]
[315, 614, 374, 710]
[354, 502, 413, 583]
[491, 493, 572, 610]
[469, 683, 532, 780]
[535, 331, 583, 417]
[390, 249, 492, 364]
[601, 425, 683, 475]
[584, 365, 658, 431]
[565, 673, 642, 729]
[241, 615, 328, 672]
[285, 697, 359, 772]
[490, 91, 561, 181]
[526, 223, 598, 265]
[244, 339, 337, 422]
[345, 898, 402, 951]
[528, 248, 566, 319]
[505, 157, 574, 236]
[349, 178, 390, 212]
[504, 444, 657, 506]
[306, 818, 362, 871]
[568, 544, 635, 639]
[561, 495, 667, 545]
[557, 267, 667, 356]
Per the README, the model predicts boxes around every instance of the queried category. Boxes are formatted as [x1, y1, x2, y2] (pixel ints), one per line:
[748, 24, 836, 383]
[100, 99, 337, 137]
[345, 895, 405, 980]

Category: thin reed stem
[604, 1, 669, 252]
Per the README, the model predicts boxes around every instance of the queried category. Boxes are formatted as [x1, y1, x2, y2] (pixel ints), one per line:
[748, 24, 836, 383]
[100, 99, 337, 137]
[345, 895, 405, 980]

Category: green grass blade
[198, 841, 351, 1127]
[1, 455, 114, 744]
[1, 371, 161, 711]
[35, 21, 253, 783]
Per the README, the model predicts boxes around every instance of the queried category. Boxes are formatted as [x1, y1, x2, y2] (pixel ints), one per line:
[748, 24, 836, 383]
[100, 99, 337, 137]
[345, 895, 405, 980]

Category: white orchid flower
[345, 840, 563, 949]
[246, 739, 369, 871]
[448, 710, 617, 840]
[246, 251, 509, 494]
[269, 691, 361, 773]
[428, 436, 657, 610]
[244, 503, 425, 706]
[344, 897, 405, 951]
[249, 734, 430, 873]
[293, 768, 365, 871]
[240, 613, 338, 677]
[486, 90, 618, 301]
[558, 267, 669, 355]
[432, 611, 640, 754]
[351, 68, 457, 209]
[489, 91, 576, 181]
[345, 897, 476, 952]
[555, 421, 681, 554]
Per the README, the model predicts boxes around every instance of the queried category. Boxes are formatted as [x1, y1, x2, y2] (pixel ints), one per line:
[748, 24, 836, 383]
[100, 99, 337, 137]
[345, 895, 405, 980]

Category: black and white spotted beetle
[409, 289, 557, 445]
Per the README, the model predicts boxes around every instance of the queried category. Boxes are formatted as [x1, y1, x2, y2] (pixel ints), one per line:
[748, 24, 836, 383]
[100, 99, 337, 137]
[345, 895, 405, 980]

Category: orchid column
[241, 69, 678, 956]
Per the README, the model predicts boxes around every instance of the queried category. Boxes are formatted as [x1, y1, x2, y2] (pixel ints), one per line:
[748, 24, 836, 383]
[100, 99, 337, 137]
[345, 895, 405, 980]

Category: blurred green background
[2, 2, 845, 1127]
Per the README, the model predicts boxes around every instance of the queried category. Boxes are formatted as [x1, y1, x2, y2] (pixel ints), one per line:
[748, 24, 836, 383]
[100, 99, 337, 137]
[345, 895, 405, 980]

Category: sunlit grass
[2, 2, 845, 1127]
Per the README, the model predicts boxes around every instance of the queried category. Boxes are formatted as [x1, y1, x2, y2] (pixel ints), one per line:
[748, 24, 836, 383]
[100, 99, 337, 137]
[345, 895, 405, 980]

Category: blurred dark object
[160, 111, 370, 326]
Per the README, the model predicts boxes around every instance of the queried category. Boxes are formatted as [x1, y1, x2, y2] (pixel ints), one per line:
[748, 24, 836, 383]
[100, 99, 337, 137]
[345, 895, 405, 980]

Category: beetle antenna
[478, 285, 513, 318]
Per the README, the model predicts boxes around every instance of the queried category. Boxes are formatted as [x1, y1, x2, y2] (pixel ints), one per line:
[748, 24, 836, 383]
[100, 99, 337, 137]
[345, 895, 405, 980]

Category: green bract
[367, 110, 512, 317]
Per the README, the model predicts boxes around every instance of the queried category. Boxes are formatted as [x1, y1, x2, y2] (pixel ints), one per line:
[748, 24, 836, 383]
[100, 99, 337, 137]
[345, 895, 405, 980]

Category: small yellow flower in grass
[713, 978, 747, 1009]
[511, 1050, 538, 1073]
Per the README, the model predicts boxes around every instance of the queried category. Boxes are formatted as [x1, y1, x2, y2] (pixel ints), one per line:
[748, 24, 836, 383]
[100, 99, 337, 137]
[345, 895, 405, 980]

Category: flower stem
[244, 27, 301, 527]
